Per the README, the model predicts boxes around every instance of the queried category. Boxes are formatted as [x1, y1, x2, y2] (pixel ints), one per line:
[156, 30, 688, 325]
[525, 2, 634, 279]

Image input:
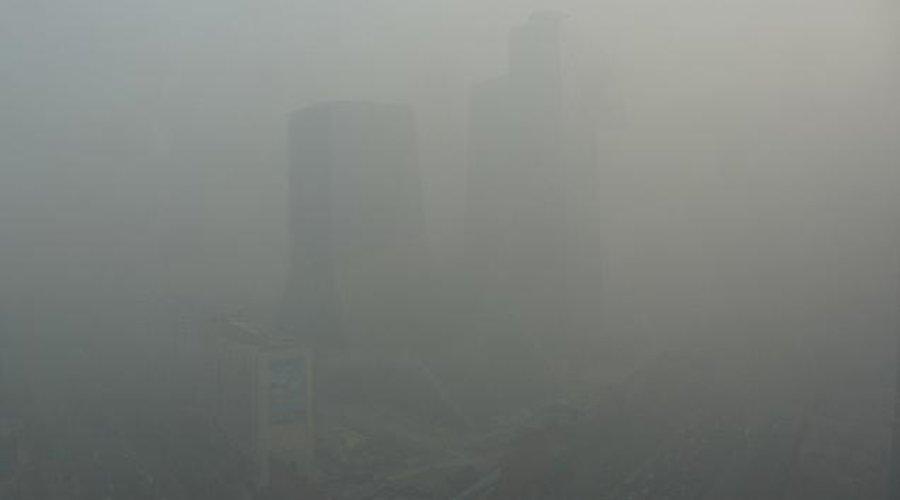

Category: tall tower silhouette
[465, 12, 568, 338]
[281, 102, 424, 349]
[462, 13, 574, 405]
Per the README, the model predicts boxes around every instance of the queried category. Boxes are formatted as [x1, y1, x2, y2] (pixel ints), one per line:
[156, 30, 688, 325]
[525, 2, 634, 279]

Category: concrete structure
[463, 12, 607, 400]
[198, 100, 425, 489]
[465, 12, 569, 346]
[202, 319, 314, 488]
[282, 101, 426, 350]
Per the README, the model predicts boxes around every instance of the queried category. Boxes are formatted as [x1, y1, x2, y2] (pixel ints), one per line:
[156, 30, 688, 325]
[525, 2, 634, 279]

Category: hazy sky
[2, 0, 898, 353]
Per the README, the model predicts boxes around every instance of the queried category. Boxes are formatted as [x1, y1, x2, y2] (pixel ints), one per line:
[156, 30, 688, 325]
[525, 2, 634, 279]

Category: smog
[2, 1, 899, 498]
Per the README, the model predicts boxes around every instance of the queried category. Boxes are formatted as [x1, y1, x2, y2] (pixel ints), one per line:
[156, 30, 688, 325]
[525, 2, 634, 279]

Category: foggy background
[4, 0, 898, 355]
[2, 1, 900, 496]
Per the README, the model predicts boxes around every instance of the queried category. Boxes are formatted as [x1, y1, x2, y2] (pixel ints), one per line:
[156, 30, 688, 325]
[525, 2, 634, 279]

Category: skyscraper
[463, 12, 605, 400]
[281, 102, 425, 349]
[465, 12, 569, 342]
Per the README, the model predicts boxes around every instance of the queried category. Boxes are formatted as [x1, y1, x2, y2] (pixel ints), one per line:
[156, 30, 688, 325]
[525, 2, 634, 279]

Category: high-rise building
[464, 13, 603, 395]
[281, 101, 426, 349]
[465, 12, 570, 341]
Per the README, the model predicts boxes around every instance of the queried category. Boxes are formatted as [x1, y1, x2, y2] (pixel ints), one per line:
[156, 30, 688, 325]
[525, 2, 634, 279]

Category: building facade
[282, 102, 427, 351]
[464, 12, 603, 398]
[465, 13, 570, 354]
[201, 318, 314, 488]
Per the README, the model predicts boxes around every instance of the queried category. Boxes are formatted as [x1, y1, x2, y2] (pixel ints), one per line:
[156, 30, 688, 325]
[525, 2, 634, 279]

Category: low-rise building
[201, 318, 315, 488]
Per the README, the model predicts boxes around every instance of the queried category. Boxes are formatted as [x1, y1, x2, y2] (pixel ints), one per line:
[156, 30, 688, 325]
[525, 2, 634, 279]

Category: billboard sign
[269, 357, 307, 424]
